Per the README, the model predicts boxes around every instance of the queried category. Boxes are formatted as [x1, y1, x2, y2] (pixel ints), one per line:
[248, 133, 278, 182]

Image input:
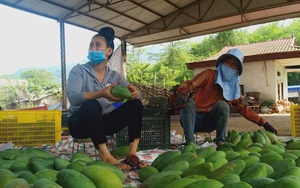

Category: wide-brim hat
[215, 48, 244, 75]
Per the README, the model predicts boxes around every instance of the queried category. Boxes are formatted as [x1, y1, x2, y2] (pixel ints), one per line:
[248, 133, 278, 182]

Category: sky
[0, 4, 97, 75]
[0, 4, 294, 75]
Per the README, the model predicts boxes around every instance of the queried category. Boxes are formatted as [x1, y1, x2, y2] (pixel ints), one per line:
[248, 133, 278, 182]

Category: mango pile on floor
[0, 148, 126, 188]
[139, 130, 300, 188]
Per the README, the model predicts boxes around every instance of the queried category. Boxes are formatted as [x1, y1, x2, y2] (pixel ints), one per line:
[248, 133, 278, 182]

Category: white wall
[192, 60, 287, 104]
[275, 62, 288, 100]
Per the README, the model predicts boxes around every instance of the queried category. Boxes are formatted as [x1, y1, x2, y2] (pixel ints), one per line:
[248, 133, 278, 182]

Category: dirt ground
[170, 113, 292, 138]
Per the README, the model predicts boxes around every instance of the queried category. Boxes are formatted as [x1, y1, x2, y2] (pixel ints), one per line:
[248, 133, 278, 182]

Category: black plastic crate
[62, 111, 68, 127]
[116, 115, 170, 150]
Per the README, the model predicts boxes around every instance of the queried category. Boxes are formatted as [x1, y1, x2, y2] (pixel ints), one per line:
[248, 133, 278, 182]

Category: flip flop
[123, 155, 148, 170]
[114, 161, 131, 172]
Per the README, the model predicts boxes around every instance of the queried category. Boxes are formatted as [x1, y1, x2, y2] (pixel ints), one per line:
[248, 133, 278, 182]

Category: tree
[248, 22, 288, 43]
[155, 41, 194, 86]
[285, 18, 300, 45]
[126, 62, 154, 85]
[189, 29, 248, 60]
[288, 72, 300, 86]
[0, 78, 29, 109]
[20, 69, 60, 98]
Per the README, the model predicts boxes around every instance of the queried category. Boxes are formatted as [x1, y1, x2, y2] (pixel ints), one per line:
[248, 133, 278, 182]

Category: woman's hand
[103, 83, 123, 102]
[128, 84, 139, 99]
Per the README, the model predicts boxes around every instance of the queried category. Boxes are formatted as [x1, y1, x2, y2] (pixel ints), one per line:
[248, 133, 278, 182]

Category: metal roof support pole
[59, 21, 67, 111]
[121, 40, 127, 78]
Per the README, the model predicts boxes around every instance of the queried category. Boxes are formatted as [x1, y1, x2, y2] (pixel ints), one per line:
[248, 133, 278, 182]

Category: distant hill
[0, 60, 86, 84]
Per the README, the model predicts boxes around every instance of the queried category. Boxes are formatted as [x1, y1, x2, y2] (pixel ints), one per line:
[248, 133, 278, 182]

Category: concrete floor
[170, 113, 292, 137]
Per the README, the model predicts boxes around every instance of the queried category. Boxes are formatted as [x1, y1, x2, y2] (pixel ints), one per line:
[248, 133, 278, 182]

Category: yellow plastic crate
[291, 105, 300, 137]
[0, 110, 61, 147]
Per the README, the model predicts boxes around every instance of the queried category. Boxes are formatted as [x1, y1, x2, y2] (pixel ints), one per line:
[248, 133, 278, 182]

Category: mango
[33, 178, 62, 188]
[206, 151, 226, 163]
[111, 85, 132, 99]
[271, 158, 296, 176]
[140, 171, 182, 188]
[138, 166, 159, 182]
[6, 178, 30, 188]
[266, 176, 300, 188]
[56, 169, 96, 188]
[0, 169, 16, 188]
[164, 178, 197, 188]
[86, 160, 126, 182]
[260, 153, 283, 165]
[181, 162, 214, 178]
[10, 161, 31, 172]
[222, 181, 252, 188]
[188, 157, 205, 168]
[54, 158, 71, 171]
[210, 159, 246, 180]
[225, 150, 240, 161]
[240, 163, 268, 182]
[162, 160, 189, 172]
[218, 174, 240, 185]
[241, 155, 260, 168]
[151, 150, 181, 171]
[195, 147, 216, 158]
[18, 171, 38, 184]
[34, 169, 59, 182]
[212, 158, 228, 170]
[270, 167, 300, 180]
[184, 179, 223, 188]
[148, 174, 181, 188]
[66, 162, 85, 173]
[82, 165, 122, 188]
[70, 152, 94, 163]
[164, 152, 198, 168]
[246, 177, 275, 188]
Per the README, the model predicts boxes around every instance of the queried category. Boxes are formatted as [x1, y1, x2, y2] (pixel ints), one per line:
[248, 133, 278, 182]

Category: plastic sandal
[123, 155, 148, 169]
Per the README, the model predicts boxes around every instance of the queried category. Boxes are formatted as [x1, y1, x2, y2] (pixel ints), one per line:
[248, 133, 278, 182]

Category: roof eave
[186, 51, 300, 70]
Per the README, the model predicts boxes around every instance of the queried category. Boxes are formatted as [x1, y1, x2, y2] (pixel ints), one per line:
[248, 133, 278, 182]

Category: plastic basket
[116, 115, 170, 150]
[61, 110, 68, 131]
[291, 105, 300, 137]
[0, 110, 61, 147]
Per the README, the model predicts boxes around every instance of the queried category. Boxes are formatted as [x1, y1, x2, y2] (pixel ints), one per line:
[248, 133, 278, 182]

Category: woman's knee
[127, 99, 144, 111]
[81, 100, 102, 113]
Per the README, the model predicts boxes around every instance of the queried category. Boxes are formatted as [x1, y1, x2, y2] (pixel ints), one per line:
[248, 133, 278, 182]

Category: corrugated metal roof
[1, 0, 300, 47]
[204, 37, 300, 61]
[186, 37, 300, 70]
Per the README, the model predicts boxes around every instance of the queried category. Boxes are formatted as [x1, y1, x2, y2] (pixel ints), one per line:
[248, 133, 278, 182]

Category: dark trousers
[67, 99, 144, 150]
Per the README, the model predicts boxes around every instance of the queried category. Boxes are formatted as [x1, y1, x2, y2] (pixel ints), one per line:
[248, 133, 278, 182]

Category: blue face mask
[220, 64, 239, 81]
[87, 50, 107, 65]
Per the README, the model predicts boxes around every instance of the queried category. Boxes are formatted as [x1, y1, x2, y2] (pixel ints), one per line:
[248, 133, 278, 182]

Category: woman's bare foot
[102, 156, 130, 171]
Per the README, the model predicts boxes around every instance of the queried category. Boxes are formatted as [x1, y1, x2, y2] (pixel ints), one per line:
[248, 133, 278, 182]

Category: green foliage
[248, 22, 294, 43]
[190, 30, 249, 61]
[288, 18, 300, 45]
[20, 69, 60, 97]
[126, 18, 299, 88]
[126, 62, 154, 85]
[126, 41, 193, 88]
[261, 100, 276, 107]
[288, 72, 300, 86]
[0, 69, 60, 109]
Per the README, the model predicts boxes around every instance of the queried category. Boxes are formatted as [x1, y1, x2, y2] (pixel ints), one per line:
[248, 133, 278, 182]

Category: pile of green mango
[139, 130, 300, 188]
